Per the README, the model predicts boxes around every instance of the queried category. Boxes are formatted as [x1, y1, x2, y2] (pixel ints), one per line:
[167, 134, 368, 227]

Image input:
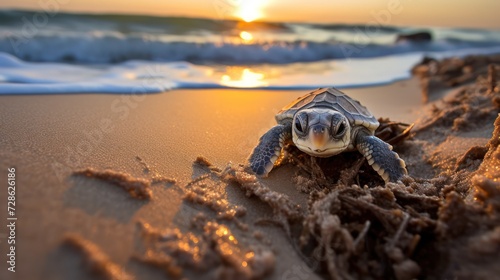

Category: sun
[239, 9, 261, 23]
[236, 0, 266, 22]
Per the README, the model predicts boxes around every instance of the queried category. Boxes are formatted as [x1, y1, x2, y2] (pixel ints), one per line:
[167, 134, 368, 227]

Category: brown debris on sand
[286, 62, 500, 279]
[132, 159, 280, 279]
[183, 158, 248, 221]
[183, 180, 247, 221]
[135, 220, 275, 280]
[412, 54, 500, 103]
[487, 64, 500, 109]
[73, 168, 152, 200]
[135, 156, 177, 185]
[425, 90, 495, 133]
[415, 66, 499, 134]
[63, 233, 133, 280]
[488, 64, 497, 94]
[135, 156, 151, 174]
[195, 156, 223, 172]
[407, 60, 500, 174]
[293, 138, 499, 280]
[375, 119, 414, 146]
[191, 157, 302, 223]
[473, 113, 500, 209]
[298, 183, 433, 280]
[433, 114, 500, 278]
[455, 146, 488, 171]
[150, 175, 177, 185]
[221, 165, 303, 222]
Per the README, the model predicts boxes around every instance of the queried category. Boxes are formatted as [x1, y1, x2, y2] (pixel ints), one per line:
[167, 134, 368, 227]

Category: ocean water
[1, 10, 500, 94]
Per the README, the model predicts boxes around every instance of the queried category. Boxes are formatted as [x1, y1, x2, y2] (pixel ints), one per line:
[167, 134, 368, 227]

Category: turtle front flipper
[355, 130, 407, 183]
[249, 124, 292, 176]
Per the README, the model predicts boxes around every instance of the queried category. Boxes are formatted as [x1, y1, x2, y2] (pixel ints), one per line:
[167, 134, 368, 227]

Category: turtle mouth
[308, 146, 341, 153]
[295, 143, 346, 157]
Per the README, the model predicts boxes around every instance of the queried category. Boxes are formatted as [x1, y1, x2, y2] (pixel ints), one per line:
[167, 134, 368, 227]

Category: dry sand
[0, 68, 498, 280]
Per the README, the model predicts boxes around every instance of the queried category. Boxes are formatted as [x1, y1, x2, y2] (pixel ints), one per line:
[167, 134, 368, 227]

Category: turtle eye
[336, 122, 346, 137]
[294, 113, 307, 135]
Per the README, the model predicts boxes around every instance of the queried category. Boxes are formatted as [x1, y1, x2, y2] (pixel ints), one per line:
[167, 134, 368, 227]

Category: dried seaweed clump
[63, 233, 133, 280]
[434, 115, 500, 278]
[416, 85, 498, 134]
[135, 220, 275, 280]
[470, 113, 500, 201]
[135, 156, 177, 185]
[194, 156, 223, 172]
[221, 164, 303, 222]
[412, 54, 500, 96]
[471, 113, 500, 216]
[296, 114, 500, 280]
[183, 181, 247, 220]
[299, 183, 433, 280]
[73, 168, 152, 199]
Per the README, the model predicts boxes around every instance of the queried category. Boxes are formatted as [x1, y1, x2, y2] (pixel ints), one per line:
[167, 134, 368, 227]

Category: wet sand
[0, 72, 498, 279]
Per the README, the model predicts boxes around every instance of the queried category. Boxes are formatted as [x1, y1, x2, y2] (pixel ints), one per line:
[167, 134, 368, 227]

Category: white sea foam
[2, 32, 499, 65]
[1, 45, 499, 94]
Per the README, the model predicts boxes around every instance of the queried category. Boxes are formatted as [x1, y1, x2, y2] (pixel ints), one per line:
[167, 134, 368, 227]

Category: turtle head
[292, 108, 351, 157]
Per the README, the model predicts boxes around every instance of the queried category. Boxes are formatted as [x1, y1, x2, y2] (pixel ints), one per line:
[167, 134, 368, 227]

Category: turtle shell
[276, 87, 379, 132]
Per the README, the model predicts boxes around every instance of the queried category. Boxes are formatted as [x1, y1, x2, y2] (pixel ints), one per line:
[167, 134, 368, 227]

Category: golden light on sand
[239, 31, 253, 42]
[221, 68, 267, 88]
[236, 0, 266, 22]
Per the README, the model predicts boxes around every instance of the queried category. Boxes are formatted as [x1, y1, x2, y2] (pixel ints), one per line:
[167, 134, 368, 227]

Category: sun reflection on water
[239, 31, 254, 42]
[221, 68, 268, 88]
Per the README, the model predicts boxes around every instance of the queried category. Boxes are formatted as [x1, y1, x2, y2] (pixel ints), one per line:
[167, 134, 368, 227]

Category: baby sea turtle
[249, 87, 407, 183]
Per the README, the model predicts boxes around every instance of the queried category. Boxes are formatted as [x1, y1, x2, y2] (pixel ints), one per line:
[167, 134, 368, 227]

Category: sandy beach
[2, 59, 500, 280]
[1, 0, 500, 278]
[0, 79, 422, 279]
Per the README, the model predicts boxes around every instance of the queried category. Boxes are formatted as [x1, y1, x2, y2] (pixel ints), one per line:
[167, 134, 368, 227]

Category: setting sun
[236, 0, 267, 22]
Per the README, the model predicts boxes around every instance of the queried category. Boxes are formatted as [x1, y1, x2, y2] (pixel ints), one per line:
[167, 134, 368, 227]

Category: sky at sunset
[1, 0, 500, 29]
